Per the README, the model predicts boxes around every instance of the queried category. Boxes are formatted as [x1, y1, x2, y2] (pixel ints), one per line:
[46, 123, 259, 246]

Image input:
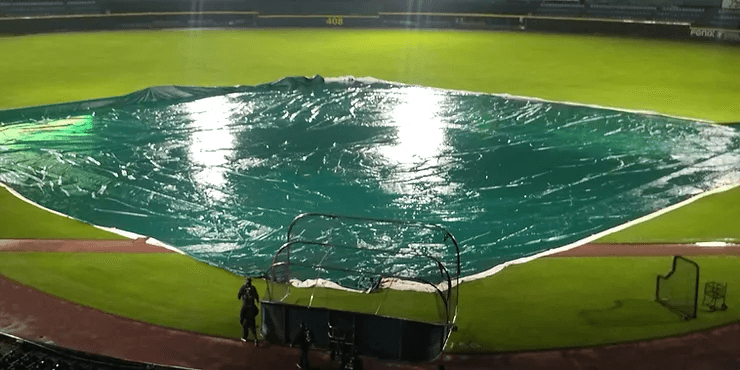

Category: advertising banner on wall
[690, 26, 740, 40]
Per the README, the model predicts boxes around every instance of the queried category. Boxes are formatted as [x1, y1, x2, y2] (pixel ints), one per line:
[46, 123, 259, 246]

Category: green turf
[0, 186, 127, 240]
[0, 253, 249, 337]
[2, 252, 739, 351]
[451, 256, 740, 352]
[597, 186, 740, 244]
[1, 29, 739, 122]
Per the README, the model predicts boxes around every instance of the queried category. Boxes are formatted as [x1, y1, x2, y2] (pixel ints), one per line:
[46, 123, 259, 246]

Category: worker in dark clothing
[292, 321, 313, 370]
[237, 277, 260, 346]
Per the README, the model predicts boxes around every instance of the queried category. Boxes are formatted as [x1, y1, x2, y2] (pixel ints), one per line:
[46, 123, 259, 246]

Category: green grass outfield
[1, 29, 739, 122]
[2, 29, 740, 353]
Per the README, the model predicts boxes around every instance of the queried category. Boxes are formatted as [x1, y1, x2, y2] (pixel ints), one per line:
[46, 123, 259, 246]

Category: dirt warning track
[0, 238, 176, 253]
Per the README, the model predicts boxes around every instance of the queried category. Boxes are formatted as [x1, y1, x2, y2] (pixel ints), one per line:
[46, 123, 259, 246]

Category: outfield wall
[0, 11, 697, 38]
[1, 1, 738, 42]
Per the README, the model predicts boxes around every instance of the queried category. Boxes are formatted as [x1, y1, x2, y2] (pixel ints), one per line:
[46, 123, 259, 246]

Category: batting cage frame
[260, 213, 460, 362]
[656, 255, 699, 320]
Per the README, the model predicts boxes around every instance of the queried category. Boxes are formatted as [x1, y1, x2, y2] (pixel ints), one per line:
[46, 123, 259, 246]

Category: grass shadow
[579, 299, 683, 327]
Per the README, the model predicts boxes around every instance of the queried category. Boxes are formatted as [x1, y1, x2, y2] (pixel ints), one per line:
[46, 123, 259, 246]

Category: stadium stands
[706, 7, 740, 27]
[103, 0, 255, 14]
[0, 1, 68, 17]
[654, 6, 705, 22]
[585, 4, 656, 21]
[258, 0, 379, 16]
[379, 0, 539, 15]
[0, 0, 101, 17]
[67, 0, 100, 13]
[537, 2, 586, 17]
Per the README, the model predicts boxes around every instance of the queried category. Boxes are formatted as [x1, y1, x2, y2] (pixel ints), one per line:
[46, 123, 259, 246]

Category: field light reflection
[375, 87, 457, 205]
[381, 87, 448, 165]
[184, 95, 237, 202]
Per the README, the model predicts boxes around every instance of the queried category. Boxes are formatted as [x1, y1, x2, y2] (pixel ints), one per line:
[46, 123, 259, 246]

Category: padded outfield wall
[0, 10, 701, 41]
[2, 0, 738, 41]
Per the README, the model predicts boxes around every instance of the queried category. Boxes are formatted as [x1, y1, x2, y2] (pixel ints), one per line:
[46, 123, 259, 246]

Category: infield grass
[598, 185, 740, 244]
[0, 253, 248, 338]
[0, 186, 127, 240]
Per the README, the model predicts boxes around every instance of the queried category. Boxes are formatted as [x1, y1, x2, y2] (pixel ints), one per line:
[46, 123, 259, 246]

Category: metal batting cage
[261, 213, 460, 362]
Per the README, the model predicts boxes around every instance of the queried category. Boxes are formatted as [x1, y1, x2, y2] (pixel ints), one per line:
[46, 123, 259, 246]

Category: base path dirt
[0, 238, 176, 253]
[2, 239, 740, 369]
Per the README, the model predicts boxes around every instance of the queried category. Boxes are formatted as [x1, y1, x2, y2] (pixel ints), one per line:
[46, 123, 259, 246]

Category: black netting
[265, 213, 460, 325]
[266, 241, 452, 324]
[656, 256, 699, 319]
[286, 213, 460, 277]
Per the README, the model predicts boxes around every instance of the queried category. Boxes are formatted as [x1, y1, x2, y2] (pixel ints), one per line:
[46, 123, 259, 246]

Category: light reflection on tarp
[0, 116, 93, 146]
[184, 95, 239, 202]
[0, 77, 739, 277]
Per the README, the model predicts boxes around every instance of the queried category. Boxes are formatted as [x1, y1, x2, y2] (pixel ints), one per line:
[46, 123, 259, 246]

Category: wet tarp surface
[1, 76, 739, 277]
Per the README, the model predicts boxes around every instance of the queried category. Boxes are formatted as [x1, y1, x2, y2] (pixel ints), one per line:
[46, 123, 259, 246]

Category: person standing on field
[238, 277, 260, 346]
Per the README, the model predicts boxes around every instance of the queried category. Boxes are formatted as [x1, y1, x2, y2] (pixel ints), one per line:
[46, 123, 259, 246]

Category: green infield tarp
[1, 76, 739, 279]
